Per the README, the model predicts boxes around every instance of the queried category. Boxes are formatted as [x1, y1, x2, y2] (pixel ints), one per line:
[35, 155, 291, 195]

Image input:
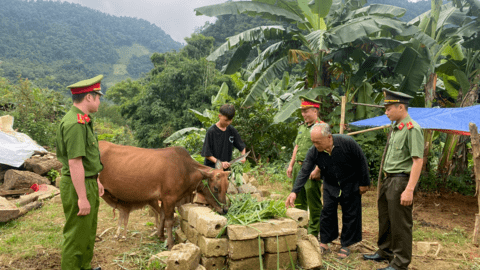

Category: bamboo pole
[470, 123, 480, 246]
[347, 125, 390, 136]
[351, 101, 384, 108]
[340, 96, 346, 134]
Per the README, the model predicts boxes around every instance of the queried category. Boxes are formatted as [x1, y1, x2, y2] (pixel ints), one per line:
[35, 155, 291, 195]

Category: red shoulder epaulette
[77, 113, 90, 124]
[407, 122, 414, 130]
[398, 122, 405, 130]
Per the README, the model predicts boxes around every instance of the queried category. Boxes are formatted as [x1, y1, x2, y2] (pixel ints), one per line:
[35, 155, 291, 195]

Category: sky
[59, 0, 234, 44]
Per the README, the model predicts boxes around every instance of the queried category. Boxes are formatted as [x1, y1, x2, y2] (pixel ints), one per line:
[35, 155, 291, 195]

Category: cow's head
[198, 169, 230, 214]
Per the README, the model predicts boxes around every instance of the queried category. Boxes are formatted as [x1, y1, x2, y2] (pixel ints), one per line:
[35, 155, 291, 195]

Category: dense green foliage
[368, 0, 433, 22]
[0, 0, 182, 89]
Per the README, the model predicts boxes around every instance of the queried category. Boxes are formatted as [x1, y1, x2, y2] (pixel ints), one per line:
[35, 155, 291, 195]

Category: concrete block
[195, 265, 206, 270]
[178, 203, 203, 220]
[148, 250, 170, 268]
[228, 238, 264, 260]
[168, 243, 201, 270]
[197, 235, 228, 257]
[196, 211, 227, 238]
[286, 207, 308, 227]
[175, 228, 187, 244]
[228, 256, 262, 270]
[237, 183, 258, 194]
[188, 206, 212, 227]
[264, 251, 297, 270]
[250, 193, 264, 201]
[227, 182, 238, 194]
[182, 221, 199, 246]
[296, 228, 308, 241]
[264, 234, 297, 253]
[200, 256, 227, 270]
[227, 218, 297, 240]
[297, 238, 322, 269]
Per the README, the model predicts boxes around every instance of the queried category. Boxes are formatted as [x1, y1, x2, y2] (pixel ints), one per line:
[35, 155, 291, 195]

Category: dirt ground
[1, 187, 479, 270]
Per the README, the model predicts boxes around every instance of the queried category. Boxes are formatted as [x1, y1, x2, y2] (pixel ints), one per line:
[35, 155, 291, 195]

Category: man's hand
[77, 197, 91, 216]
[286, 165, 293, 178]
[285, 192, 297, 208]
[359, 186, 368, 195]
[222, 161, 230, 169]
[310, 167, 321, 180]
[400, 188, 414, 206]
[97, 178, 105, 197]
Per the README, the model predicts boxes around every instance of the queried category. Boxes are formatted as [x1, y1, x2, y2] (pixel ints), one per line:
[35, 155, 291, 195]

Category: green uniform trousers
[60, 176, 99, 270]
[292, 162, 322, 236]
[377, 175, 412, 270]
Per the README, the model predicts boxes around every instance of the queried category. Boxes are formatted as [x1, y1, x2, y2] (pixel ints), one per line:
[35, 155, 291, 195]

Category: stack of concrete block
[148, 243, 204, 270]
[179, 204, 228, 270]
[227, 218, 297, 270]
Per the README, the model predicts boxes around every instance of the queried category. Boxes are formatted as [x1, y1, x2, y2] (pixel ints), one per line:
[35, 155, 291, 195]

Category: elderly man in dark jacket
[286, 123, 370, 259]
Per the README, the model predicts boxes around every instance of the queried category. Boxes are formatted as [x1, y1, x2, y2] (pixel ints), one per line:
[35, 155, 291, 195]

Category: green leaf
[393, 47, 430, 96]
[206, 26, 287, 62]
[164, 127, 203, 144]
[195, 1, 303, 23]
[355, 82, 373, 120]
[189, 109, 214, 126]
[223, 43, 253, 74]
[212, 83, 230, 107]
[243, 57, 290, 106]
[453, 69, 470, 96]
[308, 0, 333, 18]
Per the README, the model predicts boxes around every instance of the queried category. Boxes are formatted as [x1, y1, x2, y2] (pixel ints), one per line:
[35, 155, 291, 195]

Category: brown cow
[98, 141, 230, 249]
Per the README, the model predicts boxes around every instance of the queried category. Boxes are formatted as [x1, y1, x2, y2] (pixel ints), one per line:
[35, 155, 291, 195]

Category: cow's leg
[114, 209, 124, 239]
[148, 201, 164, 240]
[162, 202, 175, 250]
[121, 210, 130, 240]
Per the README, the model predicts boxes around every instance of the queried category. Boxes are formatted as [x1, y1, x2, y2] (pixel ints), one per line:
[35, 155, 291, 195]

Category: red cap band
[70, 82, 101, 95]
[301, 101, 320, 108]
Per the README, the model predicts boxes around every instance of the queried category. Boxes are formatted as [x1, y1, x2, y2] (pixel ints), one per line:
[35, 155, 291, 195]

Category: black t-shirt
[201, 124, 246, 168]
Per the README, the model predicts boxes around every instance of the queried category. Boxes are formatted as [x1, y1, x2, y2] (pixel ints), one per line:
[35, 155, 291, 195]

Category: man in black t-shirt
[201, 104, 246, 169]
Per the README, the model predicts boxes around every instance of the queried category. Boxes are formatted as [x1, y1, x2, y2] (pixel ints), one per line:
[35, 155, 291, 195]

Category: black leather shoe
[363, 253, 388, 262]
[377, 267, 396, 270]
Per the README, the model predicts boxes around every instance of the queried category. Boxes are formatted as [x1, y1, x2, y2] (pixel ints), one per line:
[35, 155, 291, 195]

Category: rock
[237, 183, 258, 194]
[195, 265, 206, 270]
[296, 228, 308, 241]
[228, 256, 262, 270]
[0, 196, 20, 222]
[257, 187, 271, 197]
[0, 170, 6, 183]
[227, 182, 238, 194]
[228, 238, 264, 260]
[197, 235, 228, 257]
[249, 178, 259, 187]
[264, 234, 297, 253]
[250, 193, 264, 201]
[286, 208, 309, 227]
[168, 243, 201, 270]
[2, 170, 50, 190]
[227, 218, 297, 241]
[242, 173, 250, 184]
[193, 192, 208, 204]
[200, 256, 227, 270]
[264, 251, 297, 270]
[23, 157, 62, 176]
[18, 184, 60, 201]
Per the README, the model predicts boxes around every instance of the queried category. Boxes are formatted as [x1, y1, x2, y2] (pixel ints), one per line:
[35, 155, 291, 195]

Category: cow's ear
[198, 169, 214, 179]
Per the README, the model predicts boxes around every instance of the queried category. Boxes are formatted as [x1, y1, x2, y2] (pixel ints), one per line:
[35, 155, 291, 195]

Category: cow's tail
[112, 208, 116, 219]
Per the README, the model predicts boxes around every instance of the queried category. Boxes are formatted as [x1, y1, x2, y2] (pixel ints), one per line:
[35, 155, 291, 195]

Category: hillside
[0, 0, 182, 90]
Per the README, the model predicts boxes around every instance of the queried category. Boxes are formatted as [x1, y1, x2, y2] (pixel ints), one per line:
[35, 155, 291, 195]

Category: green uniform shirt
[56, 106, 103, 177]
[294, 119, 322, 162]
[383, 114, 423, 174]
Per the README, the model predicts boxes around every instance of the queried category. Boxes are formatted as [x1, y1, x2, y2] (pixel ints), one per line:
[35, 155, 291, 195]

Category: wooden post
[340, 96, 346, 134]
[470, 123, 480, 245]
[347, 125, 390, 136]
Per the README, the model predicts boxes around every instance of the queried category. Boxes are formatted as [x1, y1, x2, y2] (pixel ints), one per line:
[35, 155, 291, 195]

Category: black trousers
[320, 187, 362, 247]
[376, 175, 412, 270]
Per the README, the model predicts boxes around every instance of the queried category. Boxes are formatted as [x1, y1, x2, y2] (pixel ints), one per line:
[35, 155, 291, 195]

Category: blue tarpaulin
[350, 105, 480, 135]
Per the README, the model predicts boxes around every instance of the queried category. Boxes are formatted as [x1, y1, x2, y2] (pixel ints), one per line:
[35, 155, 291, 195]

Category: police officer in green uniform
[56, 75, 105, 270]
[363, 90, 424, 270]
[286, 96, 323, 236]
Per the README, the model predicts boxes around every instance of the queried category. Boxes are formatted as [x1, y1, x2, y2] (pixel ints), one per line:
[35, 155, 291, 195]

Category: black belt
[384, 172, 409, 178]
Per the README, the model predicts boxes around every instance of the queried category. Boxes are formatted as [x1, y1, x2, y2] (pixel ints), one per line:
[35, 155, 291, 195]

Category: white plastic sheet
[0, 115, 47, 167]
